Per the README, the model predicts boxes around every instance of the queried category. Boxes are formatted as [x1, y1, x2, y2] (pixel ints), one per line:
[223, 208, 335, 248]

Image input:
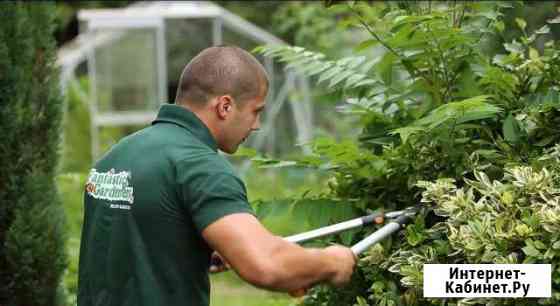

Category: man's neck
[179, 103, 221, 146]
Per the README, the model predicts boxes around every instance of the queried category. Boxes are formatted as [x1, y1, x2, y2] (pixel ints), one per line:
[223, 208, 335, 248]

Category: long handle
[289, 214, 413, 297]
[284, 210, 409, 244]
[284, 212, 384, 244]
[350, 214, 411, 255]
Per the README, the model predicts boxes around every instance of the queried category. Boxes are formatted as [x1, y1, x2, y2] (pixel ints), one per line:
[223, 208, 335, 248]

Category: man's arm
[202, 213, 356, 292]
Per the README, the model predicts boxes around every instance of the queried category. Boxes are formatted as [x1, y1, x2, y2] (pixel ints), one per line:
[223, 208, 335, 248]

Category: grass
[210, 271, 293, 306]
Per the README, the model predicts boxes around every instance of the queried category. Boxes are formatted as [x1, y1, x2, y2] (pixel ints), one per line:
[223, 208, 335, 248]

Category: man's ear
[216, 95, 234, 120]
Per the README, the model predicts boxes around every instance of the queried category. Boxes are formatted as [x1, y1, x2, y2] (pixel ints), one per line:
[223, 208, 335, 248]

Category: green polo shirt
[78, 104, 254, 306]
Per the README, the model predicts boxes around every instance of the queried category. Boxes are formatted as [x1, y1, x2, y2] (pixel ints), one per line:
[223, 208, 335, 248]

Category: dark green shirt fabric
[78, 104, 254, 306]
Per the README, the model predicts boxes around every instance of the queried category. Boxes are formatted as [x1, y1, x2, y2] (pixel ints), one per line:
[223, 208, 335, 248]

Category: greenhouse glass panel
[60, 1, 312, 164]
[166, 18, 213, 102]
[93, 28, 160, 113]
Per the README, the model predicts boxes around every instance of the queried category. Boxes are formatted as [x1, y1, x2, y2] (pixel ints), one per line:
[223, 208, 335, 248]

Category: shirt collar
[152, 104, 218, 152]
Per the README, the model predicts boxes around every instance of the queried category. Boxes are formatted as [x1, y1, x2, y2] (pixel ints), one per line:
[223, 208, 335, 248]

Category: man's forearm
[202, 213, 354, 292]
[245, 237, 338, 291]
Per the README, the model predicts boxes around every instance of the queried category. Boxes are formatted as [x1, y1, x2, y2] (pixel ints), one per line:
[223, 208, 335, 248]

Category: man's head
[175, 46, 268, 154]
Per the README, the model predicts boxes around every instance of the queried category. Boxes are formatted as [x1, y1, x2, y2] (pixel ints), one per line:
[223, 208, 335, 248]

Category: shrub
[0, 2, 67, 305]
[253, 2, 559, 305]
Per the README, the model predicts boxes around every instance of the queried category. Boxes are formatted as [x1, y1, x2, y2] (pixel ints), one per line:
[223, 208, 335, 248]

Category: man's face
[220, 95, 266, 154]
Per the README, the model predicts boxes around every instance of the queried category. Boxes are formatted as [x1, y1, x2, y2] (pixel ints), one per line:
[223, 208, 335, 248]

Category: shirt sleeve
[178, 156, 255, 233]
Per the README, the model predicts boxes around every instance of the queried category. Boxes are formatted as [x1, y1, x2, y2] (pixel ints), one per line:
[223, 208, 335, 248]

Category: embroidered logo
[85, 168, 134, 209]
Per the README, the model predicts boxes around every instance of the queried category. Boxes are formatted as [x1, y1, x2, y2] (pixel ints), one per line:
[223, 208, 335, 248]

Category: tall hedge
[0, 2, 67, 306]
[255, 1, 559, 305]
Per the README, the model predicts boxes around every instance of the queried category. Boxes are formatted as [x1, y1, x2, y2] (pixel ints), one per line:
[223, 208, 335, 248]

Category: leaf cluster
[0, 2, 67, 305]
[253, 2, 560, 305]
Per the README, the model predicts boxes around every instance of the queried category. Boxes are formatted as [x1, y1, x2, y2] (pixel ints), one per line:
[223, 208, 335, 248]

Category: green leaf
[353, 79, 378, 88]
[251, 156, 299, 169]
[522, 244, 541, 257]
[402, 49, 424, 59]
[233, 146, 257, 158]
[495, 21, 505, 33]
[377, 52, 396, 85]
[328, 70, 354, 88]
[317, 65, 343, 85]
[535, 25, 550, 35]
[284, 57, 313, 71]
[336, 57, 356, 67]
[344, 74, 367, 88]
[405, 217, 426, 246]
[390, 126, 425, 143]
[355, 296, 368, 306]
[306, 62, 333, 76]
[502, 113, 521, 143]
[496, 2, 515, 8]
[355, 39, 379, 52]
[414, 95, 501, 129]
[515, 18, 527, 31]
[529, 47, 540, 60]
[534, 240, 547, 250]
[534, 136, 556, 147]
[504, 41, 524, 54]
[547, 15, 560, 24]
[347, 56, 367, 69]
[252, 46, 264, 54]
[258, 160, 298, 169]
[388, 23, 416, 48]
[478, 11, 499, 21]
[473, 149, 502, 159]
[291, 198, 357, 231]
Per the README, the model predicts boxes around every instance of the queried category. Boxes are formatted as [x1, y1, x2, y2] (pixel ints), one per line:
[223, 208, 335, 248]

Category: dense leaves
[253, 1, 559, 305]
[0, 2, 67, 305]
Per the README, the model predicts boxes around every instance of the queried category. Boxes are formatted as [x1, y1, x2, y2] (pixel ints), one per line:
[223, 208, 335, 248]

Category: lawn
[210, 271, 292, 306]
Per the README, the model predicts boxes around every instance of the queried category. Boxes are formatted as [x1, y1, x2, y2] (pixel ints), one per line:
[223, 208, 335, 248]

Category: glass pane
[166, 18, 213, 102]
[93, 28, 159, 113]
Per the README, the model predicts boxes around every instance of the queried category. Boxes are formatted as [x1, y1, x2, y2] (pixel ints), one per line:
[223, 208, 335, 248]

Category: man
[78, 46, 356, 306]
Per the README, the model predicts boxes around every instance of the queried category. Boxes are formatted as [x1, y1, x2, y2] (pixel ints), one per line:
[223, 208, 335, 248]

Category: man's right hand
[323, 245, 356, 286]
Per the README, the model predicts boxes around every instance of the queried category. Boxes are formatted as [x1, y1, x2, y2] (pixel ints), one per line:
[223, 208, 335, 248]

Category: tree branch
[348, 4, 432, 85]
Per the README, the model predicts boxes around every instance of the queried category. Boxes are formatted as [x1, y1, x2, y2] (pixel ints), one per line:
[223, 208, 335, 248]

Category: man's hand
[209, 251, 230, 273]
[323, 245, 356, 287]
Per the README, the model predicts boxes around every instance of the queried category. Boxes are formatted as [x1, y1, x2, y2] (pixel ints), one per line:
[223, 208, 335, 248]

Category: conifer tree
[0, 2, 67, 305]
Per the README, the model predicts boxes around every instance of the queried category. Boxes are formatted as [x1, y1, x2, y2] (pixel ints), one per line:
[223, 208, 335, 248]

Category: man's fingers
[209, 265, 218, 273]
[209, 264, 229, 273]
[209, 251, 231, 273]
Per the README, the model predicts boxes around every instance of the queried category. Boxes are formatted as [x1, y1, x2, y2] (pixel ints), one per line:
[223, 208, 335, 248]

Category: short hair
[174, 46, 269, 107]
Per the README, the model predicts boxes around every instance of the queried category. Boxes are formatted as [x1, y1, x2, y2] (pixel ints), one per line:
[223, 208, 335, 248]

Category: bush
[254, 2, 560, 305]
[0, 2, 67, 305]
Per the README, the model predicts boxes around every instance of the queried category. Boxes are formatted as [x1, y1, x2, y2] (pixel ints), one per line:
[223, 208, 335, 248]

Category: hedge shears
[210, 206, 419, 296]
[285, 206, 419, 255]
[285, 206, 419, 297]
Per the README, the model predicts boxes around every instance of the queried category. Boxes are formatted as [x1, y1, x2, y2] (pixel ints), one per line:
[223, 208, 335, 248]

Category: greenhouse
[57, 1, 313, 174]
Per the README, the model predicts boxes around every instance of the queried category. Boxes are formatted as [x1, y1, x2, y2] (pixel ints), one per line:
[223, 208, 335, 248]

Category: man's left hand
[209, 251, 230, 273]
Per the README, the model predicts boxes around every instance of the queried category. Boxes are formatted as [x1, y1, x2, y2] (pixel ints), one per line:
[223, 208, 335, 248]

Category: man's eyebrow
[255, 105, 266, 111]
